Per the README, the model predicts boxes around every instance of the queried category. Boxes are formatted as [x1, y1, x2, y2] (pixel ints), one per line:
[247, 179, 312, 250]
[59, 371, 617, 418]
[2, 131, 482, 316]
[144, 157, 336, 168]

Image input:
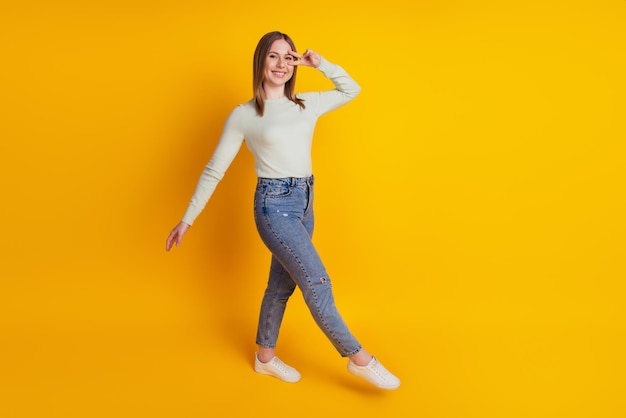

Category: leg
[256, 255, 296, 361]
[253, 178, 400, 389]
[254, 183, 361, 357]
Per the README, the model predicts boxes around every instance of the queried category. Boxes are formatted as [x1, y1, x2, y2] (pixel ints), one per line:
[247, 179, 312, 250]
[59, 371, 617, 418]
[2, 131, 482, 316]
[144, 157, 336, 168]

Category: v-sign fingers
[288, 49, 303, 59]
[287, 50, 305, 66]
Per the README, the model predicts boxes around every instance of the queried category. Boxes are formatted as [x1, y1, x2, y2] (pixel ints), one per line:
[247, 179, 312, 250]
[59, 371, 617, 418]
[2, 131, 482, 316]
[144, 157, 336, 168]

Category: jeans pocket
[264, 184, 291, 197]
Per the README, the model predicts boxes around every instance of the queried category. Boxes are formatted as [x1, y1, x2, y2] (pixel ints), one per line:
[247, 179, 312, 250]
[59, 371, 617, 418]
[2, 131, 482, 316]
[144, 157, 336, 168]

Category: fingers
[287, 50, 304, 66]
[166, 222, 191, 251]
[288, 49, 303, 59]
[166, 233, 182, 251]
[165, 229, 181, 251]
[288, 49, 319, 67]
[165, 232, 176, 251]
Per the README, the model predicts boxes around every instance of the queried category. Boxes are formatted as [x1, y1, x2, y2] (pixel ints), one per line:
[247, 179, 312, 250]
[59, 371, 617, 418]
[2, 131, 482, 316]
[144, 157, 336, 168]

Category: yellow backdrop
[1, 1, 624, 417]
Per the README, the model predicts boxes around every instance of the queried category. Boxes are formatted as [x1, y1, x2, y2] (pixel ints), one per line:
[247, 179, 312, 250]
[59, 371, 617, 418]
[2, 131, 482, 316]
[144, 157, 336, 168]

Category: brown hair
[253, 31, 305, 116]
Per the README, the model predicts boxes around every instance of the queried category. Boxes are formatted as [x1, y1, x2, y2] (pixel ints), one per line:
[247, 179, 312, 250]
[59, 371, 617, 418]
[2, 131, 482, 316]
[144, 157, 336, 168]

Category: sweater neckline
[265, 96, 289, 103]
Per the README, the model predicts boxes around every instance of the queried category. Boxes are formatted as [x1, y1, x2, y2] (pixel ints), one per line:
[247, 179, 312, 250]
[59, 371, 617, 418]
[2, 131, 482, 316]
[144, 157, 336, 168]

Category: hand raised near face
[288, 49, 321, 69]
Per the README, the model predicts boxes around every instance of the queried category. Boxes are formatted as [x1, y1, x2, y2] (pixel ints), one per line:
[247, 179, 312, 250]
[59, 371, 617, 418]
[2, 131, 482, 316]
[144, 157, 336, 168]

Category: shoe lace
[370, 359, 394, 382]
[271, 358, 289, 374]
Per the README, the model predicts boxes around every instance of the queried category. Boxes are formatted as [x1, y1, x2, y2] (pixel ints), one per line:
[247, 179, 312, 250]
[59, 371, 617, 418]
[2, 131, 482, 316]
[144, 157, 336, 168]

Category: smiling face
[252, 31, 301, 115]
[263, 39, 295, 93]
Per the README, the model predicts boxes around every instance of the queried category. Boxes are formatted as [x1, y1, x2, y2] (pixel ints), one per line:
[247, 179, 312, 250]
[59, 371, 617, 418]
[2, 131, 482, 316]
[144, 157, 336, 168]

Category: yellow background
[1, 1, 625, 417]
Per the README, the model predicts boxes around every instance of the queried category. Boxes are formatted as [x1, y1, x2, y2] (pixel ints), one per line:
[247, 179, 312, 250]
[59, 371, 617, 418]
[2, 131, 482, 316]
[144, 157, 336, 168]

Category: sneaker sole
[347, 363, 400, 390]
[254, 363, 301, 383]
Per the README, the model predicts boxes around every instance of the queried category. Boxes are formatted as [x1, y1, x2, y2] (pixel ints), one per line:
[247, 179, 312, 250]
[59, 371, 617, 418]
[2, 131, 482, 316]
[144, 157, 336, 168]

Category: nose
[276, 57, 286, 67]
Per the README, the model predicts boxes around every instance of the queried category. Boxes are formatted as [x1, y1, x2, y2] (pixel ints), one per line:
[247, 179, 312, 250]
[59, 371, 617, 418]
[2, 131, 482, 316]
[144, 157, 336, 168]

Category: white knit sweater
[182, 57, 360, 225]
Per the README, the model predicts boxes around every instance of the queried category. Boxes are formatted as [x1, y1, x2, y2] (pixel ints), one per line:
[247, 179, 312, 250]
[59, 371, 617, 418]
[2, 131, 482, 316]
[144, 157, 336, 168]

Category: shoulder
[235, 99, 255, 112]
[220, 101, 255, 132]
[228, 100, 256, 119]
[296, 92, 319, 105]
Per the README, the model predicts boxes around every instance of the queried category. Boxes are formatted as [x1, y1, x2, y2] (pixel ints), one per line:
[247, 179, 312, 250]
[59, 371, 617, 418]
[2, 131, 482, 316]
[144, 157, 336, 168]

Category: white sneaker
[254, 354, 301, 383]
[347, 356, 400, 390]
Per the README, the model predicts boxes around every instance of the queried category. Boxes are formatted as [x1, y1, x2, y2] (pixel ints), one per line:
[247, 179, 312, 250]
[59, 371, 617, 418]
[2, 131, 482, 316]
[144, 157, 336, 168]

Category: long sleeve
[179, 57, 360, 225]
[305, 57, 361, 116]
[181, 107, 245, 225]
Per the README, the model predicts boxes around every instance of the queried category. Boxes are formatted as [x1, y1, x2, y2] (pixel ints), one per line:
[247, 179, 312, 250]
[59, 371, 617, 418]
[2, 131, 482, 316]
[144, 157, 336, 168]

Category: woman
[166, 31, 400, 390]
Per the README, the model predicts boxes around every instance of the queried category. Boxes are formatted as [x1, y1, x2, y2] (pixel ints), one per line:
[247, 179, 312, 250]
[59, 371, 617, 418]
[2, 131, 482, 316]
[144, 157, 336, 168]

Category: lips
[272, 71, 287, 77]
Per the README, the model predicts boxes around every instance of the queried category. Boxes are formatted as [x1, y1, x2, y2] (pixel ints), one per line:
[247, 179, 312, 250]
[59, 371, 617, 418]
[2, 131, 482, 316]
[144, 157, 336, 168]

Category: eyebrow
[268, 50, 291, 55]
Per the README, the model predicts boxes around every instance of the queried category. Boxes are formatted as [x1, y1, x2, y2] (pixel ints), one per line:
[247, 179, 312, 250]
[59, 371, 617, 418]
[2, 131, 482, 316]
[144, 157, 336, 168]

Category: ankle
[257, 347, 275, 363]
[349, 349, 373, 367]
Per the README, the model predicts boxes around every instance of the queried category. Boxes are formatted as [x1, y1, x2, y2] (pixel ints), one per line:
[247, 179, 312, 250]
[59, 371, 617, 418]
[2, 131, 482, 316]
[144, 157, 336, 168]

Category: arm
[165, 107, 245, 250]
[289, 49, 361, 114]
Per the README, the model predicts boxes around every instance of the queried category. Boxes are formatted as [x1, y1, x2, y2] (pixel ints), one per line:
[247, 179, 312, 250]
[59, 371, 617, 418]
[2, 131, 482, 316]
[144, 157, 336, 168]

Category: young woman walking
[166, 31, 400, 390]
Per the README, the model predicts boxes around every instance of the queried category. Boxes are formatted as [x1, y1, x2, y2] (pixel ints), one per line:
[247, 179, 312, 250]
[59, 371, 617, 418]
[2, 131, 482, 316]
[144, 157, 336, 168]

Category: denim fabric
[253, 175, 362, 357]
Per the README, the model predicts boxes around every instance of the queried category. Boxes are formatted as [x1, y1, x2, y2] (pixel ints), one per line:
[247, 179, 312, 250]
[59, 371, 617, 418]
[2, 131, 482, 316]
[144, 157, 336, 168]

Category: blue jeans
[253, 175, 362, 357]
